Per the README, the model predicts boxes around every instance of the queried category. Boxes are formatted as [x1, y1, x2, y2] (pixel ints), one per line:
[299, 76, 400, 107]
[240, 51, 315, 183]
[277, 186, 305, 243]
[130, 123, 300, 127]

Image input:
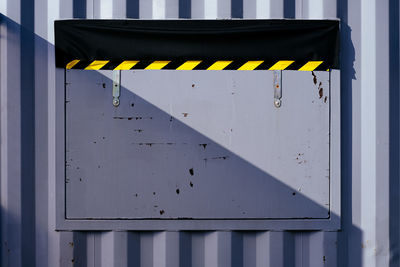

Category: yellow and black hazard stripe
[66, 59, 330, 71]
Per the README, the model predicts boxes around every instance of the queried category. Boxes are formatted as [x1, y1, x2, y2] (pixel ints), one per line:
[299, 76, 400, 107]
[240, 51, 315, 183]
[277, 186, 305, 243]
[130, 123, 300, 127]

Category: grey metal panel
[65, 69, 331, 220]
[0, 0, 398, 267]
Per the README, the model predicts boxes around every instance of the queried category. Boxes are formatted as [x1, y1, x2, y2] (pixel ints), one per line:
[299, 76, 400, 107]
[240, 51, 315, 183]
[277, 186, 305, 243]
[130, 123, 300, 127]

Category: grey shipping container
[0, 0, 399, 267]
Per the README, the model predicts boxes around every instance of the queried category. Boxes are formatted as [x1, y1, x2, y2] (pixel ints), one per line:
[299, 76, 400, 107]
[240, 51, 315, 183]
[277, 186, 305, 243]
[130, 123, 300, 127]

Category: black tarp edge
[55, 19, 340, 69]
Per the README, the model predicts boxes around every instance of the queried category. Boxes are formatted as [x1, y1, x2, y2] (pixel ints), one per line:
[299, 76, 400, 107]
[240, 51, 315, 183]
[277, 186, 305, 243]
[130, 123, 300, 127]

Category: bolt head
[274, 99, 281, 108]
[113, 98, 120, 107]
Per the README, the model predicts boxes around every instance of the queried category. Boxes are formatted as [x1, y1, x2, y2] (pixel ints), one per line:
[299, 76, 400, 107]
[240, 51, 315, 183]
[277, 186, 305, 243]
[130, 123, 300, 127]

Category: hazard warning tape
[66, 60, 329, 71]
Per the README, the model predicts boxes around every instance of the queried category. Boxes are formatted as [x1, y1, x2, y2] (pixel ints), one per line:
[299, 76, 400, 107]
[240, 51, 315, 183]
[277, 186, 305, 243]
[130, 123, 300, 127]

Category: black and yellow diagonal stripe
[66, 60, 328, 71]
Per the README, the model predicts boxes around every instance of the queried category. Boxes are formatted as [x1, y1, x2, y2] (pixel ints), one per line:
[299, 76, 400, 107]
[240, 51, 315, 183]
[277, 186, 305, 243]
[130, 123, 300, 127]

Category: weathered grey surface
[66, 70, 330, 220]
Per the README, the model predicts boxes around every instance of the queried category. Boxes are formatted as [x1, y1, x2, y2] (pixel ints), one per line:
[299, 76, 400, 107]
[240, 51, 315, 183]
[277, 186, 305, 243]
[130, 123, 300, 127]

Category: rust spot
[128, 117, 133, 120]
[312, 71, 317, 85]
[323, 256, 326, 263]
[93, 141, 97, 144]
[324, 96, 328, 103]
[189, 168, 194, 176]
[69, 242, 74, 247]
[102, 136, 106, 139]
[176, 189, 180, 194]
[182, 113, 188, 117]
[199, 144, 207, 149]
[319, 87, 323, 99]
[169, 116, 173, 122]
[71, 259, 75, 263]
[190, 181, 193, 187]
[292, 192, 296, 196]
[159, 210, 165, 215]
[153, 192, 156, 195]
[135, 193, 138, 197]
[102, 83, 106, 88]
[318, 82, 323, 99]
[134, 129, 143, 133]
[79, 178, 82, 181]
[192, 84, 195, 88]
[131, 103, 135, 107]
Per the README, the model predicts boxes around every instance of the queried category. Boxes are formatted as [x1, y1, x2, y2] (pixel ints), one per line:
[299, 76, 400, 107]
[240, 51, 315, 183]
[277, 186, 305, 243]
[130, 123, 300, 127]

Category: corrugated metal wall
[0, 0, 398, 266]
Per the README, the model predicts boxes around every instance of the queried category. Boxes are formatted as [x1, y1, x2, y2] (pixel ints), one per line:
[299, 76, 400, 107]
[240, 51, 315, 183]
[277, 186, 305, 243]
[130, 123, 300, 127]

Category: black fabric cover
[55, 19, 340, 69]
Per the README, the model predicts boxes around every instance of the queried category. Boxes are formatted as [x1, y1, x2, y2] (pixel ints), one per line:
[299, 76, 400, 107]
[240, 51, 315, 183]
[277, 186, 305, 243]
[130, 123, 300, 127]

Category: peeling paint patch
[199, 144, 207, 149]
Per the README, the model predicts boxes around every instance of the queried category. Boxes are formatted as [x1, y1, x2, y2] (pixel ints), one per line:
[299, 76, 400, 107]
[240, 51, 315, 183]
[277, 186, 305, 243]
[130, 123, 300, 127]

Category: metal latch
[112, 70, 121, 107]
[273, 70, 282, 108]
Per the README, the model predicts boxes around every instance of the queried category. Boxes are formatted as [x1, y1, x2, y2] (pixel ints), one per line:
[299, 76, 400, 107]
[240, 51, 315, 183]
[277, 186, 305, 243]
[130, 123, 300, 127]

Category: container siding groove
[0, 0, 396, 267]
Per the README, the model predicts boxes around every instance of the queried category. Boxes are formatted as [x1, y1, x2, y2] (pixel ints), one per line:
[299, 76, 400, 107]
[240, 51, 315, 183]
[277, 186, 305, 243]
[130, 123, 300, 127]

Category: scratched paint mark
[132, 142, 178, 146]
[113, 116, 152, 120]
[295, 153, 307, 164]
[182, 113, 188, 117]
[210, 156, 229, 160]
[159, 210, 165, 215]
[189, 168, 194, 176]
